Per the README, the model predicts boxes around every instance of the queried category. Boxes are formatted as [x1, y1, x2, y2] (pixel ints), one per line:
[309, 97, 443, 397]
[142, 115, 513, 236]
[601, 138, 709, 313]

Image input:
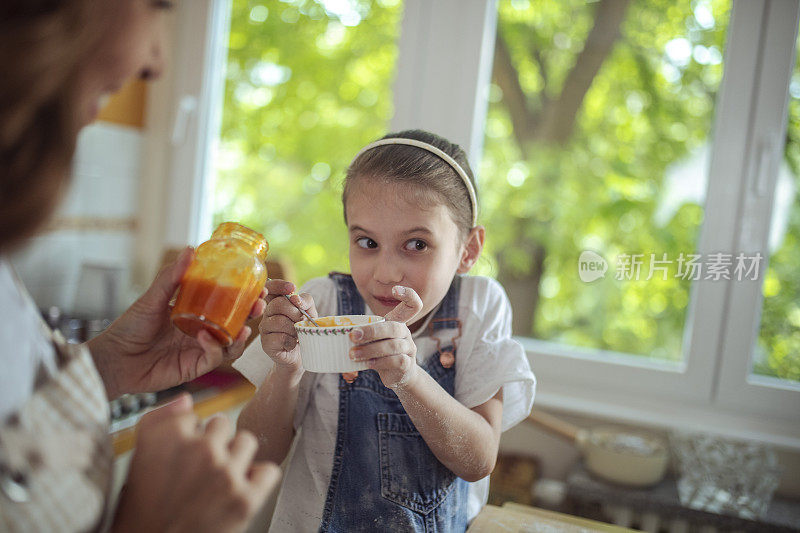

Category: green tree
[215, 0, 799, 380]
[482, 0, 728, 362]
[214, 0, 401, 284]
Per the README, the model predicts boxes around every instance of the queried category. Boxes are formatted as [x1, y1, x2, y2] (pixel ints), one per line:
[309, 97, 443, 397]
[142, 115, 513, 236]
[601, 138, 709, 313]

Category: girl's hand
[258, 278, 317, 372]
[88, 247, 267, 399]
[113, 394, 281, 533]
[349, 285, 423, 389]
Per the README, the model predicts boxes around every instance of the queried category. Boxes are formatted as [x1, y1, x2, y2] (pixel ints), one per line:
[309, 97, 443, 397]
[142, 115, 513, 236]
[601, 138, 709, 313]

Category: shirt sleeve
[232, 276, 337, 429]
[454, 277, 536, 432]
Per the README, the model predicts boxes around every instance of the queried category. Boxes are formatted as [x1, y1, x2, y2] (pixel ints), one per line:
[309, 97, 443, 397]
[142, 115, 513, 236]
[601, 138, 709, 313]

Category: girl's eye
[356, 237, 378, 249]
[152, 0, 175, 9]
[404, 239, 427, 252]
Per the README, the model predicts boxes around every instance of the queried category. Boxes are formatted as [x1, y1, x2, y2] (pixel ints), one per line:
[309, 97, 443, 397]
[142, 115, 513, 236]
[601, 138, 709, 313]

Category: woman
[0, 2, 279, 531]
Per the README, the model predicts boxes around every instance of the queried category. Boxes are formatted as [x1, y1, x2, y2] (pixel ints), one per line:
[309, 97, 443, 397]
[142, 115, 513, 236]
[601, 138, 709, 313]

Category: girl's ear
[457, 226, 485, 274]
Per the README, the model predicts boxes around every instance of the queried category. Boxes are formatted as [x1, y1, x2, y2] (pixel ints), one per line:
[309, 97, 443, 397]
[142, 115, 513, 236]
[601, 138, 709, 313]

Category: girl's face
[346, 179, 480, 332]
[78, 0, 173, 125]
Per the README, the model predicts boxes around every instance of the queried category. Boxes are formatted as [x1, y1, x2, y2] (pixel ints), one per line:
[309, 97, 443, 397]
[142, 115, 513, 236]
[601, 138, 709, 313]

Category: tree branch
[492, 32, 537, 157]
[538, 0, 631, 144]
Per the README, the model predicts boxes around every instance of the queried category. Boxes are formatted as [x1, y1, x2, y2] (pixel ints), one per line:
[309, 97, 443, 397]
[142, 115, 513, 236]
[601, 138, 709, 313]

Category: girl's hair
[0, 2, 106, 252]
[343, 130, 478, 239]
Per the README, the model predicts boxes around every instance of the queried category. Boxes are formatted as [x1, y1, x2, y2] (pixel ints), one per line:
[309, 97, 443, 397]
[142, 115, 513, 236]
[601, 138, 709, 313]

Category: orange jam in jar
[171, 222, 268, 345]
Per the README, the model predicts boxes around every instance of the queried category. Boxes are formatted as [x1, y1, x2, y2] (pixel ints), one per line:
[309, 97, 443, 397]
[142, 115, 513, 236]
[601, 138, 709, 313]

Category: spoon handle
[284, 294, 320, 327]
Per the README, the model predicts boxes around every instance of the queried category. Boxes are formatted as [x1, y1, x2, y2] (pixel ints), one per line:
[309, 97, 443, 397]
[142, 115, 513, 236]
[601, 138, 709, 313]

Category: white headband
[352, 138, 478, 227]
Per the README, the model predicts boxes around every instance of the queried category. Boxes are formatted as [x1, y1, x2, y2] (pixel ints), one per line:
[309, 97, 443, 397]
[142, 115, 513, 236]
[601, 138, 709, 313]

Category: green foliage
[756, 77, 800, 382]
[481, 0, 729, 361]
[214, 0, 401, 284]
[214, 0, 798, 382]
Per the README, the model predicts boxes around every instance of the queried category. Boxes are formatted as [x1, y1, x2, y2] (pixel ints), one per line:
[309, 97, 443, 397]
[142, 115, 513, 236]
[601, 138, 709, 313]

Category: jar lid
[212, 222, 269, 261]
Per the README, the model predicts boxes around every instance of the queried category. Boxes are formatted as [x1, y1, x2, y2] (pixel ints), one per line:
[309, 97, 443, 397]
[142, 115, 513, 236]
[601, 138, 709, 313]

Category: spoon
[284, 294, 321, 327]
[267, 278, 321, 327]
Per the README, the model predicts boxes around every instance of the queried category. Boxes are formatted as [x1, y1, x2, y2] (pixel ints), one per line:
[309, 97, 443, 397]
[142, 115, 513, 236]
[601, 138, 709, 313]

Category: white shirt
[234, 275, 535, 532]
[0, 259, 57, 420]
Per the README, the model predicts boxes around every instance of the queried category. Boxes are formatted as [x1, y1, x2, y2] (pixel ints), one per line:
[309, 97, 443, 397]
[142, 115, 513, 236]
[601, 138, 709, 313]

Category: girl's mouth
[374, 296, 401, 308]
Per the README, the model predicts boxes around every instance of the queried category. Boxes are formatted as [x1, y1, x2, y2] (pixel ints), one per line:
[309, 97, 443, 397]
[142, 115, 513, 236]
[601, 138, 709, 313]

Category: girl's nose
[373, 254, 403, 285]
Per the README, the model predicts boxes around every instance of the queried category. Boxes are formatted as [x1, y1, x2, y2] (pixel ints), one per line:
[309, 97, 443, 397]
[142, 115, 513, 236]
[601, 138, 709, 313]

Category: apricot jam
[171, 222, 268, 345]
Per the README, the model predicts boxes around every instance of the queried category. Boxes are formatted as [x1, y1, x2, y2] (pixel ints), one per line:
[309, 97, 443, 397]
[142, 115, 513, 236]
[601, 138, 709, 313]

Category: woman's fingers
[225, 326, 251, 361]
[204, 415, 233, 452]
[248, 297, 267, 318]
[228, 430, 259, 478]
[248, 462, 282, 502]
[194, 330, 225, 373]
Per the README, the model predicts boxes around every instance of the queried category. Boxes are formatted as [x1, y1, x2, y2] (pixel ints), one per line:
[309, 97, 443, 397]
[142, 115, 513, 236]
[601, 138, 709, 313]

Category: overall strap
[328, 273, 364, 316]
[425, 275, 462, 370]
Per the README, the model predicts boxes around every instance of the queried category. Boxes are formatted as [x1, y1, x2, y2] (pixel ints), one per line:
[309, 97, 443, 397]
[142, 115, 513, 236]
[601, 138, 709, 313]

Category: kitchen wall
[10, 80, 148, 317]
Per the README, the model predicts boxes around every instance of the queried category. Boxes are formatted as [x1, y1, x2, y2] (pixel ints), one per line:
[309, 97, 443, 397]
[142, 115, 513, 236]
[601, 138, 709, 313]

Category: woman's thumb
[384, 286, 423, 324]
[144, 246, 194, 306]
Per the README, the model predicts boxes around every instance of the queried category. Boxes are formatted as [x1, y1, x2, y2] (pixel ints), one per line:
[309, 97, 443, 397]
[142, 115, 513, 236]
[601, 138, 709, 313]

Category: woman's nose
[140, 29, 166, 81]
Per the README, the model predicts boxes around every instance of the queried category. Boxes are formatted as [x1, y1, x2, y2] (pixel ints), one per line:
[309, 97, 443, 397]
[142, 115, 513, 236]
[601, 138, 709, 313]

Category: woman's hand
[87, 247, 267, 399]
[257, 279, 317, 372]
[112, 394, 281, 533]
[349, 285, 423, 389]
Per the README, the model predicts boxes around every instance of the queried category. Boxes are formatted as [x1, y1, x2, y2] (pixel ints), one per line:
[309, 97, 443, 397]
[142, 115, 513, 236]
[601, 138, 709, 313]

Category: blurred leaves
[213, 0, 798, 382]
[214, 0, 402, 282]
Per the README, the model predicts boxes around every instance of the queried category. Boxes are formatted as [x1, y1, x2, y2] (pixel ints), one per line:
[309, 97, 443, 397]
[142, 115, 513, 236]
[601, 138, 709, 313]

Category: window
[754, 34, 800, 385]
[482, 0, 730, 366]
[158, 0, 800, 442]
[479, 0, 799, 436]
[213, 0, 403, 283]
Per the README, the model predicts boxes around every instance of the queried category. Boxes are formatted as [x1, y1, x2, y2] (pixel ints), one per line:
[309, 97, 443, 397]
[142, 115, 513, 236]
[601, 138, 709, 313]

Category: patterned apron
[0, 279, 113, 532]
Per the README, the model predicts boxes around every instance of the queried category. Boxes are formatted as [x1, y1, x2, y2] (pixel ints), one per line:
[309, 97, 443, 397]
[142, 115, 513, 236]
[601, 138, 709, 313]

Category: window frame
[153, 0, 800, 447]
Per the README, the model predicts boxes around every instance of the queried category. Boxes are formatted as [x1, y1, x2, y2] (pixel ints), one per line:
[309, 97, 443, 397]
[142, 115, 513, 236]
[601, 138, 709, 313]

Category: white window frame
[151, 0, 800, 448]
[714, 0, 800, 420]
[519, 0, 800, 446]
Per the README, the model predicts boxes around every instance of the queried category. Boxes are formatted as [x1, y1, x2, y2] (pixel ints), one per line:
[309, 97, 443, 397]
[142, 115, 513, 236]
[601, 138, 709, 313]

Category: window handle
[751, 136, 775, 198]
[171, 95, 198, 145]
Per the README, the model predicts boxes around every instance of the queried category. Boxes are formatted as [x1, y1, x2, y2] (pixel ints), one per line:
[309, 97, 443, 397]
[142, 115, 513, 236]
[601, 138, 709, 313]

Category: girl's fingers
[265, 296, 306, 323]
[349, 321, 408, 345]
[264, 279, 296, 303]
[384, 285, 423, 324]
[261, 331, 298, 354]
[350, 338, 413, 361]
[259, 314, 299, 337]
[365, 354, 408, 371]
[291, 293, 318, 318]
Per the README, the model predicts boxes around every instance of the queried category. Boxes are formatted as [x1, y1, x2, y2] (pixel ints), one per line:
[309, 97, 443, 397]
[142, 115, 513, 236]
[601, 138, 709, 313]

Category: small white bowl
[295, 315, 385, 373]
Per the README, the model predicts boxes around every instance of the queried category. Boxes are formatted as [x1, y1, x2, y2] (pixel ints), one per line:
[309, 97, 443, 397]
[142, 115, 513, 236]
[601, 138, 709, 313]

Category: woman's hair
[0, 2, 105, 252]
[343, 130, 478, 239]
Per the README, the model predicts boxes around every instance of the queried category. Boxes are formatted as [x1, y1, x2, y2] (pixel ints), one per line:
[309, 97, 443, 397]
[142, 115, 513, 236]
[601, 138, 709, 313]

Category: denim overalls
[319, 273, 469, 532]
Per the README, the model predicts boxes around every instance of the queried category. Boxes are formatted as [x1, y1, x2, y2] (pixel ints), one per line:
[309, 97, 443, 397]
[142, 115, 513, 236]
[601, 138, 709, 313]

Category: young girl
[234, 130, 536, 532]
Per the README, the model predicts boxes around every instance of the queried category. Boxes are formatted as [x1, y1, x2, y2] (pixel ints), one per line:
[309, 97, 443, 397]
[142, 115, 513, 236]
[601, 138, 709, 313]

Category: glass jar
[171, 222, 268, 345]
